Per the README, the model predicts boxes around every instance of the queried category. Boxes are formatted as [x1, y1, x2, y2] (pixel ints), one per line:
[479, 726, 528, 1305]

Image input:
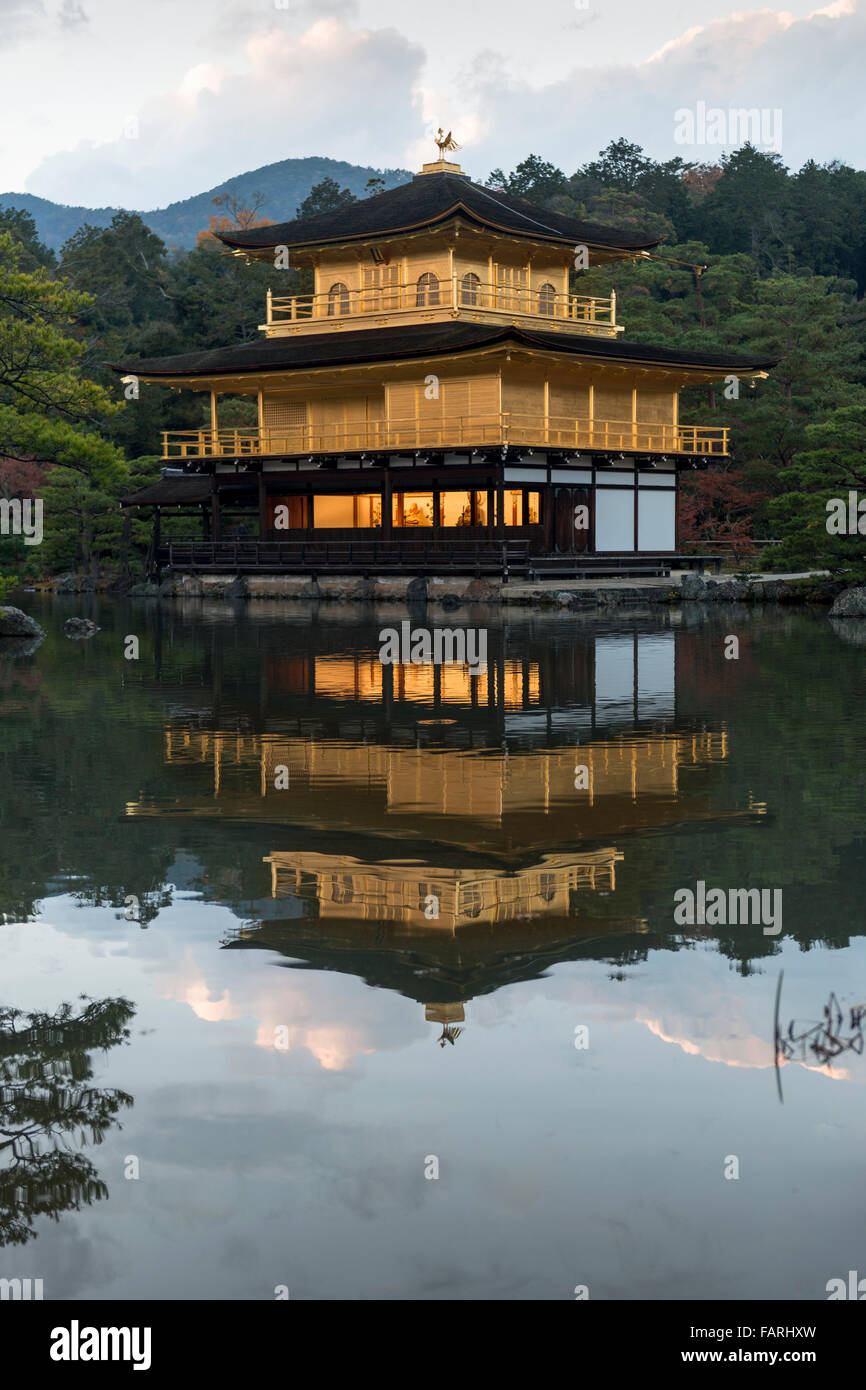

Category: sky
[0, 0, 863, 209]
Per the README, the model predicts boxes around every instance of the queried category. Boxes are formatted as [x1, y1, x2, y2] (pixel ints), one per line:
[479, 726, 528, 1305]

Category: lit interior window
[393, 493, 434, 527]
[313, 494, 381, 528]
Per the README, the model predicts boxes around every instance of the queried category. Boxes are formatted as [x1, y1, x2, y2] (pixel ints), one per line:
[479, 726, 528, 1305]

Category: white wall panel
[595, 488, 635, 551]
[638, 489, 676, 551]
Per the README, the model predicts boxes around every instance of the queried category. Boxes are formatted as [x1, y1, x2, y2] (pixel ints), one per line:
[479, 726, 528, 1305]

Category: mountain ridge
[0, 156, 413, 252]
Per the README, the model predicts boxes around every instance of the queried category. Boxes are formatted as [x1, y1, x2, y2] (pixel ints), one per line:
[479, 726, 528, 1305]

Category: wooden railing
[157, 538, 534, 576]
[265, 278, 617, 330]
[161, 415, 728, 459]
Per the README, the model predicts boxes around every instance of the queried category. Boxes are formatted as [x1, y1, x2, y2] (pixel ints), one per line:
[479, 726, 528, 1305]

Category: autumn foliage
[196, 194, 275, 248]
[677, 467, 768, 556]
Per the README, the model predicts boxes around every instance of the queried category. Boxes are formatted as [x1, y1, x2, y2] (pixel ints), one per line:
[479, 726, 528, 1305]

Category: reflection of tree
[0, 996, 134, 1247]
[777, 989, 866, 1068]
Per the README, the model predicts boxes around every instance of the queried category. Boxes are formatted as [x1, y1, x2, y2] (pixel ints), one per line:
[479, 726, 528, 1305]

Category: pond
[1, 595, 865, 1300]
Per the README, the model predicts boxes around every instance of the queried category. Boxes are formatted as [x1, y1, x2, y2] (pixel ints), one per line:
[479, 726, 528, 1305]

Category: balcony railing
[265, 279, 617, 331]
[161, 415, 728, 459]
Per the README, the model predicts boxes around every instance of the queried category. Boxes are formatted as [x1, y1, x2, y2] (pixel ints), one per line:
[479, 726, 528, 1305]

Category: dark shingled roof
[112, 321, 778, 380]
[216, 171, 660, 254]
[121, 476, 213, 506]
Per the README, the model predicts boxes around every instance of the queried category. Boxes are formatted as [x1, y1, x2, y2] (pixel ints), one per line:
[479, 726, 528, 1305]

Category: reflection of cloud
[252, 1022, 374, 1071]
[639, 1013, 852, 1080]
[184, 980, 236, 1024]
[155, 933, 414, 1070]
[483, 942, 865, 1085]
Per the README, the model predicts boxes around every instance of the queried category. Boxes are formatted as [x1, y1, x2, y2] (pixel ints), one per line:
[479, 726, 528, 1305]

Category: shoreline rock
[63, 617, 100, 639]
[0, 605, 45, 640]
[829, 585, 866, 618]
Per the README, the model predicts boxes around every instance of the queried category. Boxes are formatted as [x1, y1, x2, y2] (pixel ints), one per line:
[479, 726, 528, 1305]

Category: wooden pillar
[433, 482, 440, 532]
[382, 470, 393, 539]
[257, 471, 267, 540]
[201, 503, 210, 540]
[211, 476, 221, 541]
[210, 390, 219, 444]
[147, 506, 161, 579]
[495, 474, 504, 538]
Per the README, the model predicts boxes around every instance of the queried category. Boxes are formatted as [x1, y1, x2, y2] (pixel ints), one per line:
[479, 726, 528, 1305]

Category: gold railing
[265, 278, 617, 329]
[162, 416, 728, 459]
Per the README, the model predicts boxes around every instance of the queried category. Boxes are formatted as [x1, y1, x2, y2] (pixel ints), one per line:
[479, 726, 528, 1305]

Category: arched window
[537, 282, 557, 317]
[460, 271, 480, 306]
[327, 282, 350, 316]
[416, 272, 440, 307]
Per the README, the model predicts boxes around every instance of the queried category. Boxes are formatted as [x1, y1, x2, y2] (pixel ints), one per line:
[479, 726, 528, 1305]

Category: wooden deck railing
[157, 538, 535, 576]
[153, 540, 725, 580]
[265, 278, 617, 330]
[161, 415, 728, 460]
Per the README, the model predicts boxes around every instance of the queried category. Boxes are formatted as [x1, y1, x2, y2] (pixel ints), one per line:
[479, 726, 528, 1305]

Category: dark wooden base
[154, 540, 722, 580]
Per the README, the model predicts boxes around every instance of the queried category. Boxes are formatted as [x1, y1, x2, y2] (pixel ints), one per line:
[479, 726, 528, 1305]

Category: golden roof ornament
[435, 128, 461, 160]
[418, 127, 466, 177]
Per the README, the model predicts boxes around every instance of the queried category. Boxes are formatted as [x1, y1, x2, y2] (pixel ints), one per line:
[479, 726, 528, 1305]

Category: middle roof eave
[110, 321, 778, 381]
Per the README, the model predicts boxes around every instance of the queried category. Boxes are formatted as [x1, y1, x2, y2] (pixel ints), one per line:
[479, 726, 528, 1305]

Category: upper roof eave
[217, 204, 660, 256]
[213, 172, 661, 257]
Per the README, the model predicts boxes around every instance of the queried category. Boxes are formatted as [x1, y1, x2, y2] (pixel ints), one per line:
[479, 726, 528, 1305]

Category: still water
[1, 596, 865, 1300]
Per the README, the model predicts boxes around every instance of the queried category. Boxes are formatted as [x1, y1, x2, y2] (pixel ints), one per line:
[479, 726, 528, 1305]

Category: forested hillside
[0, 156, 411, 250]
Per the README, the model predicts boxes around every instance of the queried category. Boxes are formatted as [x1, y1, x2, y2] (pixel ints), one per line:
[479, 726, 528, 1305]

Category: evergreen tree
[297, 178, 357, 219]
[768, 405, 866, 576]
[0, 232, 124, 488]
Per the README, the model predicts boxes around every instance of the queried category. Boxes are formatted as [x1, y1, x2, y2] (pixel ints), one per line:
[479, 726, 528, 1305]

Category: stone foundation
[124, 570, 845, 609]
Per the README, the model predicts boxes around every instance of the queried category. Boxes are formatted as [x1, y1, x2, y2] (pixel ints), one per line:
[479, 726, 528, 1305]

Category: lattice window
[495, 265, 528, 310]
[265, 400, 307, 430]
[362, 264, 399, 309]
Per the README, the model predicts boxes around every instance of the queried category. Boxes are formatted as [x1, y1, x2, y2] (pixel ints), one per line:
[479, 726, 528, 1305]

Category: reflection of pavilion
[132, 725, 731, 855]
[266, 847, 623, 932]
[125, 622, 763, 1037]
[255, 847, 632, 1037]
[144, 620, 689, 740]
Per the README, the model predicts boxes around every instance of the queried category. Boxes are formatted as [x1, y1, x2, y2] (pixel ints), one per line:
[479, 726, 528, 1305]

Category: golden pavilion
[116, 140, 775, 578]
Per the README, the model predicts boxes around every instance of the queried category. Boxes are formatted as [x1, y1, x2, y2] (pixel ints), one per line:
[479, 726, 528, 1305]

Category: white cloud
[25, 18, 425, 207]
[0, 0, 45, 45]
[15, 0, 866, 209]
[452, 0, 866, 176]
[58, 0, 88, 27]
